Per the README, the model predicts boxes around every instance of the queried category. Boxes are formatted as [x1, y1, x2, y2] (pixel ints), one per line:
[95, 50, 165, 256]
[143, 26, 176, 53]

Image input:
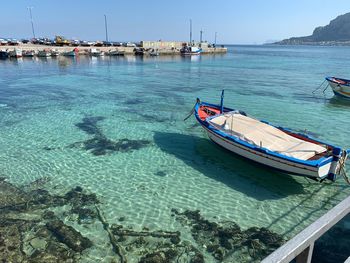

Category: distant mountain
[276, 12, 350, 45]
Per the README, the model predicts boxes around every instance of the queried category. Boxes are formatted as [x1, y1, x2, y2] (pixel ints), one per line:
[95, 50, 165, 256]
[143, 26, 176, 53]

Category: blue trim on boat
[326, 76, 350, 86]
[333, 89, 350, 99]
[207, 135, 325, 181]
[195, 101, 337, 169]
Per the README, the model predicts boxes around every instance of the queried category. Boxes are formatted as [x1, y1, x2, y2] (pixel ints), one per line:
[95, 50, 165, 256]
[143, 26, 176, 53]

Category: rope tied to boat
[338, 150, 350, 185]
[312, 80, 327, 94]
[184, 98, 200, 121]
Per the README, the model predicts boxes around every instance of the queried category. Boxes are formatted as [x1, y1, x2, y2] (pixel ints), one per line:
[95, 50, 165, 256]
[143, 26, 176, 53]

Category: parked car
[8, 39, 20, 45]
[31, 38, 40, 44]
[70, 39, 80, 46]
[124, 42, 136, 47]
[80, 40, 90, 47]
[94, 41, 103, 47]
[112, 42, 123, 47]
[103, 41, 112, 47]
[0, 38, 8, 45]
[21, 39, 30, 44]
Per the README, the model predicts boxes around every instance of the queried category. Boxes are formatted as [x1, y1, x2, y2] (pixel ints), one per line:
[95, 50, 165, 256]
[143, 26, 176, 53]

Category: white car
[126, 42, 136, 47]
[0, 39, 8, 45]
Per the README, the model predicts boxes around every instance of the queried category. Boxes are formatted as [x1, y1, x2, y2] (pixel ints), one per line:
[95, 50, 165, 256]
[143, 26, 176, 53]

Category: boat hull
[326, 77, 350, 99]
[62, 51, 76, 56]
[203, 124, 330, 179]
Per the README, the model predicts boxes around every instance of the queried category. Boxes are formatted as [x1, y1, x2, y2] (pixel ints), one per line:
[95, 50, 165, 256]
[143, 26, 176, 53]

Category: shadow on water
[154, 132, 306, 200]
[326, 96, 350, 108]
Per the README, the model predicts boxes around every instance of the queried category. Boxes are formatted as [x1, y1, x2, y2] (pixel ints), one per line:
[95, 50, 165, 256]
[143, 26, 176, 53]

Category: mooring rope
[339, 151, 350, 185]
[322, 83, 330, 94]
[184, 98, 200, 121]
[312, 79, 327, 94]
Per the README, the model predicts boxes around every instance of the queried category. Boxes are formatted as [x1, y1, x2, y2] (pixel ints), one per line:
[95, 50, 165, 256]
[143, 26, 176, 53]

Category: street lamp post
[27, 7, 36, 39]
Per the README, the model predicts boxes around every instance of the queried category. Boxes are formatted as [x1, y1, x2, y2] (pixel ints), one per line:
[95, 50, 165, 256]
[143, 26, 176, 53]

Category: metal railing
[261, 195, 350, 263]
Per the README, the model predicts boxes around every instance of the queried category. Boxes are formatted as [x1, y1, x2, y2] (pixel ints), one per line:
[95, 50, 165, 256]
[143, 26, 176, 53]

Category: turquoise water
[1, 46, 350, 261]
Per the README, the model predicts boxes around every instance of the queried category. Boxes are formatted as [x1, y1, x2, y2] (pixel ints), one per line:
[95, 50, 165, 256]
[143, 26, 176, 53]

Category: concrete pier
[0, 43, 227, 56]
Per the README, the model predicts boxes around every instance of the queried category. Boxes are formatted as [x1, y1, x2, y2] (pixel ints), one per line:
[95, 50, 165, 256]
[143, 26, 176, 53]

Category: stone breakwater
[0, 43, 227, 56]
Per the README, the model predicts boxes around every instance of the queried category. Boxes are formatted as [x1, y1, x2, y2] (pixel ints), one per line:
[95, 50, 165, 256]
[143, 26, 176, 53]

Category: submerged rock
[71, 115, 151, 156]
[75, 116, 105, 136]
[70, 136, 151, 156]
[46, 219, 93, 252]
[0, 178, 98, 262]
[154, 171, 167, 177]
[173, 209, 285, 262]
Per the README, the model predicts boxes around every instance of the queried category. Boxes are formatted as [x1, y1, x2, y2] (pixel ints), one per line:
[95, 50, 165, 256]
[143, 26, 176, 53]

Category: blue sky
[1, 0, 350, 44]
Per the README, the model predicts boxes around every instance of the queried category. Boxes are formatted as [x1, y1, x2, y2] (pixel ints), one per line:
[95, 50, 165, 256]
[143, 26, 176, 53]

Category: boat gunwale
[326, 76, 350, 87]
[194, 101, 335, 169]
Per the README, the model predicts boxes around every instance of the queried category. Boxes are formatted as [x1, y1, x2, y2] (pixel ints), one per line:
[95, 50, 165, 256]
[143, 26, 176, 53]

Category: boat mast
[214, 32, 217, 46]
[220, 90, 224, 113]
[200, 29, 203, 43]
[104, 14, 109, 42]
[189, 19, 192, 45]
[27, 7, 36, 39]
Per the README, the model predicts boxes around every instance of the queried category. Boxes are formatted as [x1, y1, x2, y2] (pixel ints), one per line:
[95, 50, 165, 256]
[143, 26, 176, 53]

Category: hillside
[276, 12, 350, 45]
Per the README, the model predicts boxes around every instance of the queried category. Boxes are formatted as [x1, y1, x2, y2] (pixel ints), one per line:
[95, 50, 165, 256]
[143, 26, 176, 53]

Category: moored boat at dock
[22, 50, 35, 57]
[180, 46, 202, 55]
[0, 50, 8, 59]
[326, 77, 350, 99]
[105, 49, 124, 56]
[37, 49, 51, 57]
[192, 91, 349, 182]
[61, 48, 78, 57]
[8, 48, 22, 58]
[51, 49, 60, 57]
[89, 48, 104, 56]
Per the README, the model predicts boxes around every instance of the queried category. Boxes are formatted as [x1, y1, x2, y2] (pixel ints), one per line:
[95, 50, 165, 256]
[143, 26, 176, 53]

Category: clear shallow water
[1, 46, 350, 261]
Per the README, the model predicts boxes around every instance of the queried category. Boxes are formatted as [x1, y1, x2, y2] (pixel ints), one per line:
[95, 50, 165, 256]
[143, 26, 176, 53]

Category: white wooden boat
[89, 48, 103, 56]
[37, 50, 51, 57]
[8, 48, 22, 58]
[51, 49, 60, 57]
[326, 77, 350, 99]
[193, 91, 349, 182]
[180, 46, 202, 55]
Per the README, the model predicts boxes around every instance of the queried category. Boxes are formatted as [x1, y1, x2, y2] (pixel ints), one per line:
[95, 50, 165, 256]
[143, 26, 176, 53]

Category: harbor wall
[0, 43, 227, 56]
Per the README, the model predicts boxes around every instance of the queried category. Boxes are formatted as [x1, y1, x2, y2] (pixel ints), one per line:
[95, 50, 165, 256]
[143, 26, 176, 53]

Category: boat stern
[326, 147, 348, 182]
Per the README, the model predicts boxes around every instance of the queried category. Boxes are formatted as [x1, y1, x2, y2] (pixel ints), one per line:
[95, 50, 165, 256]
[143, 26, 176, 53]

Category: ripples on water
[0, 46, 350, 262]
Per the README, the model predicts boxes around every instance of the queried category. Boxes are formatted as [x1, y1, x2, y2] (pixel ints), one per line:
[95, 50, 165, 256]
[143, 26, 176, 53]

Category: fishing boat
[0, 50, 8, 59]
[51, 49, 60, 57]
[192, 91, 349, 182]
[134, 48, 145, 56]
[61, 49, 77, 57]
[149, 49, 159, 56]
[22, 50, 35, 57]
[37, 50, 51, 57]
[180, 46, 202, 55]
[8, 48, 22, 58]
[325, 77, 350, 99]
[105, 49, 124, 56]
[89, 48, 103, 56]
